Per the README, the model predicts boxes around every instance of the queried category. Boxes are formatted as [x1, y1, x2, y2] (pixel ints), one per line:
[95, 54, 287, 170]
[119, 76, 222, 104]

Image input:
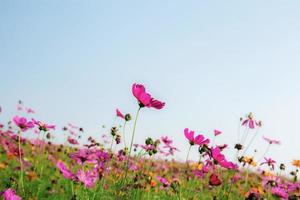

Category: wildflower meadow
[0, 83, 299, 200]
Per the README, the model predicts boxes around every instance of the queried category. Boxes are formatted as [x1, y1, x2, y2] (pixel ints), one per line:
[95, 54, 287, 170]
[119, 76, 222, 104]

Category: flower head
[116, 109, 125, 119]
[2, 188, 21, 200]
[292, 160, 300, 168]
[31, 118, 55, 132]
[260, 157, 276, 170]
[209, 173, 222, 186]
[132, 83, 165, 109]
[13, 116, 34, 132]
[214, 129, 222, 136]
[263, 136, 281, 145]
[184, 128, 210, 146]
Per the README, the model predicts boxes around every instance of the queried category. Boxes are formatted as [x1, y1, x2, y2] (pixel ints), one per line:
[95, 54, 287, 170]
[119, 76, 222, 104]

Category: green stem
[123, 121, 127, 148]
[18, 130, 24, 192]
[185, 145, 192, 164]
[124, 107, 141, 179]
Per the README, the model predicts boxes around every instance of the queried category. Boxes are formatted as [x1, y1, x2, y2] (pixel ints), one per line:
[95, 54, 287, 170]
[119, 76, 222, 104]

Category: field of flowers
[0, 83, 299, 200]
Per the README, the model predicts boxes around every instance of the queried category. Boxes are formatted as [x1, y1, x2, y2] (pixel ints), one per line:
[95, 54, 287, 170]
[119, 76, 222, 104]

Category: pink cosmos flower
[241, 113, 261, 129]
[156, 176, 170, 188]
[214, 129, 222, 136]
[2, 188, 21, 200]
[56, 161, 75, 180]
[67, 137, 79, 145]
[260, 157, 276, 170]
[184, 128, 210, 146]
[263, 136, 281, 145]
[12, 116, 34, 132]
[211, 147, 237, 170]
[209, 173, 222, 186]
[271, 187, 288, 199]
[76, 168, 99, 188]
[161, 136, 172, 146]
[25, 108, 35, 114]
[116, 109, 125, 119]
[31, 119, 55, 132]
[132, 83, 165, 109]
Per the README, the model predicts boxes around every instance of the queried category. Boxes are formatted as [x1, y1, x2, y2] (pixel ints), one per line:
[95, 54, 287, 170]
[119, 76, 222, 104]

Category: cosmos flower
[31, 119, 55, 132]
[12, 116, 34, 132]
[25, 108, 35, 114]
[156, 176, 170, 188]
[2, 188, 21, 200]
[184, 128, 210, 146]
[292, 160, 300, 168]
[56, 161, 75, 180]
[116, 109, 125, 119]
[161, 136, 172, 146]
[211, 147, 237, 170]
[263, 136, 281, 145]
[132, 83, 165, 109]
[209, 173, 222, 186]
[260, 157, 276, 170]
[76, 168, 99, 188]
[214, 129, 222, 136]
[67, 137, 79, 145]
[271, 187, 288, 199]
[241, 112, 261, 129]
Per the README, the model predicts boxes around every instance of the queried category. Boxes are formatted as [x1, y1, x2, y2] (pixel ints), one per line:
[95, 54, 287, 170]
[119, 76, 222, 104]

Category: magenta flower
[156, 176, 170, 188]
[209, 173, 222, 186]
[214, 129, 222, 136]
[184, 128, 210, 145]
[263, 136, 281, 145]
[260, 157, 276, 170]
[116, 109, 125, 119]
[56, 161, 75, 180]
[132, 83, 165, 109]
[211, 147, 237, 170]
[2, 188, 21, 200]
[241, 113, 261, 129]
[31, 118, 55, 132]
[12, 116, 34, 132]
[271, 187, 288, 199]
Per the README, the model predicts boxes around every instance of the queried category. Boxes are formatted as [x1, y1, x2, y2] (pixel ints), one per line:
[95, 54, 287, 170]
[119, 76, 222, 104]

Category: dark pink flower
[184, 128, 210, 146]
[31, 118, 55, 132]
[263, 136, 281, 145]
[132, 83, 165, 109]
[214, 129, 222, 136]
[156, 176, 170, 188]
[209, 173, 222, 186]
[12, 116, 34, 132]
[271, 187, 288, 199]
[211, 147, 237, 170]
[116, 109, 125, 119]
[260, 157, 276, 170]
[2, 188, 21, 200]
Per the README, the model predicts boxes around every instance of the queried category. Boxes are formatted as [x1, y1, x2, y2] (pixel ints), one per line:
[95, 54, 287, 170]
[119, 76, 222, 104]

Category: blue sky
[1, 1, 300, 170]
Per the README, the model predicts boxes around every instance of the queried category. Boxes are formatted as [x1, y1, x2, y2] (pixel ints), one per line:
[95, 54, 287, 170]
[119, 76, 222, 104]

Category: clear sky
[1, 1, 300, 170]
